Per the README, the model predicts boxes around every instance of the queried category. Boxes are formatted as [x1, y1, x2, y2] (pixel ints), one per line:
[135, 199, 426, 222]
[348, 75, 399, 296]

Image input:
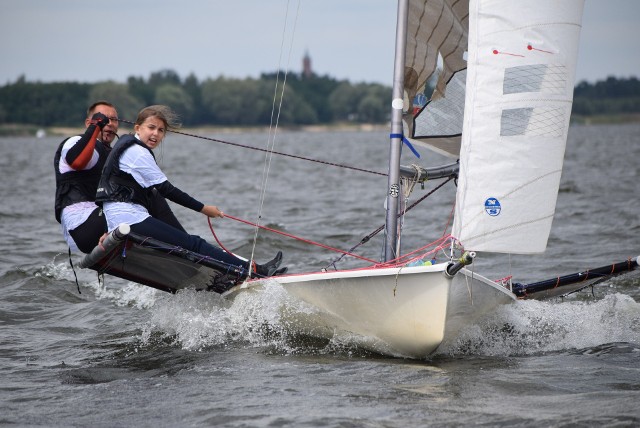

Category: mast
[384, 0, 409, 262]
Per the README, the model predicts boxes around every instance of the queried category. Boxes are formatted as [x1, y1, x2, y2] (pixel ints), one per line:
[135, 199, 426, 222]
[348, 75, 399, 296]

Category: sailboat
[78, 0, 638, 358]
[223, 0, 637, 357]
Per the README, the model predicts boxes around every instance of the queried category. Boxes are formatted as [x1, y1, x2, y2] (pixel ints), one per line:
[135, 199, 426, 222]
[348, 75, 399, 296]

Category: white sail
[452, 0, 585, 253]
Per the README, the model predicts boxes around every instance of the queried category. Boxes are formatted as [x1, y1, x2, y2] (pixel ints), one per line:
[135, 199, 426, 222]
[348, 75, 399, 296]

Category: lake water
[1, 124, 639, 426]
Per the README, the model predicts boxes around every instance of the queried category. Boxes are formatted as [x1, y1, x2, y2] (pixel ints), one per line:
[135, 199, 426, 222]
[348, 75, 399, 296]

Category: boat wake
[131, 279, 640, 359]
[38, 260, 639, 358]
[436, 292, 640, 357]
[139, 283, 375, 356]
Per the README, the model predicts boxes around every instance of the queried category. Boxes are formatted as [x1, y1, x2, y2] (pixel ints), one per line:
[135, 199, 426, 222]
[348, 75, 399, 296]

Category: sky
[1, 0, 638, 87]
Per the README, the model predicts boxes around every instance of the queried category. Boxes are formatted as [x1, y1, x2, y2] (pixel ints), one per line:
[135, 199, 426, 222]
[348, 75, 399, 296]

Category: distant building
[302, 51, 313, 78]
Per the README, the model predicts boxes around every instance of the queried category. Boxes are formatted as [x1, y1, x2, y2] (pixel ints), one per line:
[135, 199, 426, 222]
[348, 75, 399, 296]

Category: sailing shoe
[273, 267, 288, 276]
[255, 251, 283, 277]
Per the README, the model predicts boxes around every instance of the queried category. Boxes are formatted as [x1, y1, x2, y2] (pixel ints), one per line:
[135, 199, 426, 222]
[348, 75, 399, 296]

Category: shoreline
[1, 122, 390, 138]
[2, 115, 639, 138]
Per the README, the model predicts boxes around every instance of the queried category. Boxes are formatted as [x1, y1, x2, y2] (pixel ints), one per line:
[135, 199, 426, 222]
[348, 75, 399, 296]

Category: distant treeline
[0, 70, 638, 129]
[572, 76, 640, 116]
[0, 70, 391, 128]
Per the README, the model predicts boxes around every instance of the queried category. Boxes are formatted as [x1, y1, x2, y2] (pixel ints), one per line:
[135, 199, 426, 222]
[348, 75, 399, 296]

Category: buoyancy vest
[54, 137, 110, 223]
[95, 135, 156, 210]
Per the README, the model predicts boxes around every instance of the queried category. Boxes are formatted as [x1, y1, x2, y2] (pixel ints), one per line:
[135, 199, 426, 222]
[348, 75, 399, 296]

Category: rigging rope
[323, 176, 456, 269]
[206, 176, 454, 270]
[115, 118, 387, 177]
[247, 0, 302, 273]
[207, 213, 453, 269]
[208, 215, 378, 265]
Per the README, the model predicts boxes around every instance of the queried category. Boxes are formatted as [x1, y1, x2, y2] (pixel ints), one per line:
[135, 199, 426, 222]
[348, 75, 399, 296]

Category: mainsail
[401, 0, 584, 253]
[452, 0, 585, 253]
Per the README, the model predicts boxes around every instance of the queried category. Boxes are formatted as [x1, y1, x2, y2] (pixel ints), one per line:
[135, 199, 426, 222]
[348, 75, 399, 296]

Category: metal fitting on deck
[444, 251, 476, 278]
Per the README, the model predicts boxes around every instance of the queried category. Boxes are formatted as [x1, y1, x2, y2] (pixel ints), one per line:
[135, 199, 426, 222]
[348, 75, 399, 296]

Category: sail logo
[484, 197, 501, 216]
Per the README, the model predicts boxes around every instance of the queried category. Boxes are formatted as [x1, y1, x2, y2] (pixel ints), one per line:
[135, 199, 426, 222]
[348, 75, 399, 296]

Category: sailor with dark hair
[96, 104, 286, 280]
[54, 101, 186, 254]
[54, 101, 119, 253]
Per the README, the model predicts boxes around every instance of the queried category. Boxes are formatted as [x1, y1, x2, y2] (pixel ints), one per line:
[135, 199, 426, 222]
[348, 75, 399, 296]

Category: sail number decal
[484, 197, 501, 216]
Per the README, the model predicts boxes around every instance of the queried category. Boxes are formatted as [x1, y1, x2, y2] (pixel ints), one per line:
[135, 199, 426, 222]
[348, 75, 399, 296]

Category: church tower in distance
[302, 50, 313, 78]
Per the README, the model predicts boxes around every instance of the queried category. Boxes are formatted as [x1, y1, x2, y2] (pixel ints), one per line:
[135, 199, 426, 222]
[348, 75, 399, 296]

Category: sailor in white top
[95, 105, 285, 283]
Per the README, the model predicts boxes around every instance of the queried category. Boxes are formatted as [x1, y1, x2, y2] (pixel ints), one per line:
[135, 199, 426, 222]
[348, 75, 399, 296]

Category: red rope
[443, 200, 456, 237]
[208, 214, 379, 264]
[381, 234, 453, 266]
[207, 217, 235, 256]
[208, 215, 455, 269]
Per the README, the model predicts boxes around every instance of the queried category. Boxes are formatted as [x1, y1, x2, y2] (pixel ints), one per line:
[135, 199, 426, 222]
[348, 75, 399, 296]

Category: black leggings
[69, 207, 107, 253]
[68, 192, 184, 254]
[130, 216, 250, 274]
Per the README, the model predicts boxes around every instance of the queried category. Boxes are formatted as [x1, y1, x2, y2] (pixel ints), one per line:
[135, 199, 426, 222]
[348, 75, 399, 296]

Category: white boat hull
[228, 263, 516, 358]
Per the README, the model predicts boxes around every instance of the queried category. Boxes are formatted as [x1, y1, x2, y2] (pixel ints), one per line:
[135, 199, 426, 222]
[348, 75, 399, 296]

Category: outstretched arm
[155, 181, 224, 219]
[155, 180, 204, 211]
